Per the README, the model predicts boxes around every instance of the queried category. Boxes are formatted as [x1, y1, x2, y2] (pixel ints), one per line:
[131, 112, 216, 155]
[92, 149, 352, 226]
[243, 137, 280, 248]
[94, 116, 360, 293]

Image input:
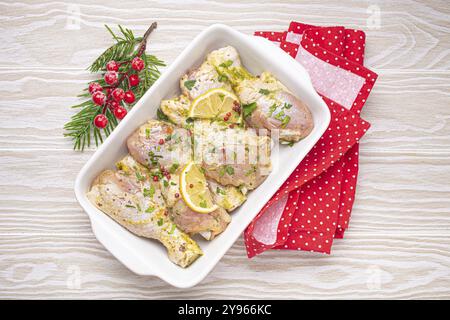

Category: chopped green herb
[286, 141, 295, 147]
[283, 103, 293, 109]
[145, 128, 150, 139]
[216, 187, 227, 195]
[148, 151, 162, 166]
[135, 203, 142, 212]
[245, 165, 257, 176]
[170, 181, 177, 186]
[163, 180, 169, 187]
[125, 204, 136, 209]
[184, 80, 196, 90]
[259, 88, 270, 95]
[218, 74, 228, 82]
[242, 102, 257, 118]
[169, 163, 179, 174]
[157, 218, 163, 226]
[145, 206, 155, 213]
[219, 60, 233, 68]
[224, 165, 235, 175]
[281, 115, 291, 128]
[268, 103, 278, 117]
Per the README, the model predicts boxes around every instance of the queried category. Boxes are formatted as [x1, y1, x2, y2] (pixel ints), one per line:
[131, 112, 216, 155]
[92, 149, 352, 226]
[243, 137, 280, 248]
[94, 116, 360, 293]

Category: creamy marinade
[87, 46, 314, 267]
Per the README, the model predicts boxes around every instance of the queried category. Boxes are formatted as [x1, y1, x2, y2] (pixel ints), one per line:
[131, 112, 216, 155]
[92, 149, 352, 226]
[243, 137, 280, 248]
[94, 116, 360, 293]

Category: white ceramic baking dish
[75, 24, 330, 288]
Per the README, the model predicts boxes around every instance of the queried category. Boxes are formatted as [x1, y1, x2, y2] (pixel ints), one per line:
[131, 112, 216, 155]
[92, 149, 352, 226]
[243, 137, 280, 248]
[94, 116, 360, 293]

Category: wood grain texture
[0, 0, 449, 299]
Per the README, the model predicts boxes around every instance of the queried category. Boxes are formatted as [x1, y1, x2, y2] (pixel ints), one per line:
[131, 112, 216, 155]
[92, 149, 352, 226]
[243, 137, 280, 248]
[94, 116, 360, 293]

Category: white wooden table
[1, 0, 449, 299]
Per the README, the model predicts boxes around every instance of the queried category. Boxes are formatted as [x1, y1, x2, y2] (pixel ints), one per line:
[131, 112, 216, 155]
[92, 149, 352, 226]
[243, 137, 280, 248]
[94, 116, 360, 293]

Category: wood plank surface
[0, 0, 449, 299]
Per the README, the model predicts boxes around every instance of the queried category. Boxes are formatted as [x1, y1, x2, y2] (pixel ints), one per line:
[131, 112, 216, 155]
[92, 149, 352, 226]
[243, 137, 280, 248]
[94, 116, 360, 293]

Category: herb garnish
[199, 200, 207, 208]
[224, 165, 235, 175]
[135, 171, 145, 181]
[168, 224, 176, 234]
[219, 60, 233, 68]
[259, 89, 270, 95]
[157, 108, 169, 121]
[143, 185, 155, 198]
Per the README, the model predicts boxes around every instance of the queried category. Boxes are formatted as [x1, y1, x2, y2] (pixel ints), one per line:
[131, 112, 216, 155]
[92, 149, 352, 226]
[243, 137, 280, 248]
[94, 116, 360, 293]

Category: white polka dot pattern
[247, 22, 378, 258]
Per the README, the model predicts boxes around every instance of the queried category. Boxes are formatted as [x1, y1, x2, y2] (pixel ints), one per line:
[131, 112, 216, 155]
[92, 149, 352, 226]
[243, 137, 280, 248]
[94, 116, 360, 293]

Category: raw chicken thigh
[87, 155, 202, 268]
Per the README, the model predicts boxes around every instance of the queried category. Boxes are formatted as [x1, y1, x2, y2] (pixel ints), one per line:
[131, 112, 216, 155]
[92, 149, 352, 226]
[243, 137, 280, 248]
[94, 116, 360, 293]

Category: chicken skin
[87, 155, 202, 268]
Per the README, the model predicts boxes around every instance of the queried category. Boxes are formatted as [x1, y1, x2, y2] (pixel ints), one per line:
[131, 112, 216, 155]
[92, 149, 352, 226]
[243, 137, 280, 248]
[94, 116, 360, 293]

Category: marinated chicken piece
[207, 46, 314, 142]
[180, 60, 233, 100]
[160, 94, 191, 127]
[87, 155, 202, 268]
[127, 119, 192, 170]
[158, 173, 231, 240]
[208, 179, 246, 212]
[193, 120, 272, 190]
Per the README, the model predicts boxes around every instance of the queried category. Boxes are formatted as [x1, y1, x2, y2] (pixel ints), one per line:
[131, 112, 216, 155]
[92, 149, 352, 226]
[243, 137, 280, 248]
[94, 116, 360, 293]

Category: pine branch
[63, 23, 165, 151]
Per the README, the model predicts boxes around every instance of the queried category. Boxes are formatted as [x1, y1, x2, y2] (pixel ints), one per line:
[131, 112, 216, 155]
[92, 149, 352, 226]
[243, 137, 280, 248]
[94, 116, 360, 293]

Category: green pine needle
[63, 24, 165, 151]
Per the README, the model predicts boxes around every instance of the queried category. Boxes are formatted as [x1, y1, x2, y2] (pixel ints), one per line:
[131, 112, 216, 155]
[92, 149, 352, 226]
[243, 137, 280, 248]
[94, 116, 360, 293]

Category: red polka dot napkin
[244, 21, 378, 257]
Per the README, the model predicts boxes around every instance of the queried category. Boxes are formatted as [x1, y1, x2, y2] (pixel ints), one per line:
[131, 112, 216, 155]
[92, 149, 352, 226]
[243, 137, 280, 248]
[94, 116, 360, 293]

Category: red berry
[129, 74, 140, 86]
[92, 91, 106, 106]
[107, 100, 119, 110]
[111, 88, 125, 102]
[88, 82, 102, 94]
[153, 175, 159, 182]
[123, 90, 135, 104]
[94, 114, 108, 128]
[104, 71, 118, 85]
[223, 115, 229, 122]
[158, 138, 165, 145]
[131, 57, 145, 71]
[106, 60, 119, 72]
[113, 106, 127, 120]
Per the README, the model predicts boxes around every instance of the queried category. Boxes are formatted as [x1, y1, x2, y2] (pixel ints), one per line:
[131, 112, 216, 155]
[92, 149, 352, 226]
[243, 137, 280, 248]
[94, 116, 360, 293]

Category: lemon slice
[180, 162, 218, 214]
[188, 88, 242, 123]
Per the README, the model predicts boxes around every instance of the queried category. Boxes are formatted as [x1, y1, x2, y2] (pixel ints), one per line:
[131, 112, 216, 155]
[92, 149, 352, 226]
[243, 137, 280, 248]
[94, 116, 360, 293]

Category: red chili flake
[226, 112, 231, 117]
[189, 184, 194, 188]
[229, 124, 235, 129]
[175, 193, 180, 198]
[165, 174, 171, 180]
[153, 175, 159, 182]
[158, 138, 165, 145]
[223, 116, 229, 122]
